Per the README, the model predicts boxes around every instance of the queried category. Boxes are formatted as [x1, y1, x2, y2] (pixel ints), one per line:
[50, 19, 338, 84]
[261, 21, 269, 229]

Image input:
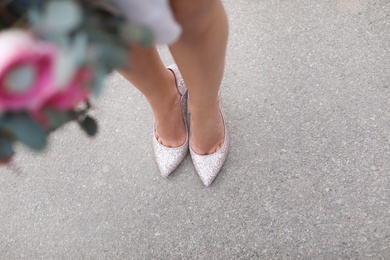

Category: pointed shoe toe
[190, 118, 229, 186]
[153, 136, 188, 178]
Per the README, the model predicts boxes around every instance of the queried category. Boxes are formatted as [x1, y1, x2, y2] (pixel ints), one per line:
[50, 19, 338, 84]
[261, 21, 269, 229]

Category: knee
[171, 0, 219, 42]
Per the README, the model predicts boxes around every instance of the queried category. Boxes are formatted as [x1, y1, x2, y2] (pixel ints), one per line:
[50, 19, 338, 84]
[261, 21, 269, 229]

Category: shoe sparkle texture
[190, 113, 229, 186]
[153, 65, 188, 177]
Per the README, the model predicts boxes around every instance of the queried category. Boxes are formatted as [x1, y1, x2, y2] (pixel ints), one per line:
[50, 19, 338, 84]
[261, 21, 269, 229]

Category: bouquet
[0, 0, 154, 163]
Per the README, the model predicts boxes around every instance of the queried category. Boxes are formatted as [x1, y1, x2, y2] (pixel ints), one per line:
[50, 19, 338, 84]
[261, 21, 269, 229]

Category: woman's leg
[119, 0, 228, 154]
[118, 45, 186, 147]
[169, 0, 229, 155]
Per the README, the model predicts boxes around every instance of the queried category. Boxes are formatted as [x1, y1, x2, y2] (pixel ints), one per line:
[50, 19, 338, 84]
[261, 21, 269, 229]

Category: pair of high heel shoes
[153, 65, 229, 186]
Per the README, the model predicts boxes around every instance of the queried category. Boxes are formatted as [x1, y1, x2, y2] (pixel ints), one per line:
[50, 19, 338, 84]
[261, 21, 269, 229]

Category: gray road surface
[1, 0, 390, 259]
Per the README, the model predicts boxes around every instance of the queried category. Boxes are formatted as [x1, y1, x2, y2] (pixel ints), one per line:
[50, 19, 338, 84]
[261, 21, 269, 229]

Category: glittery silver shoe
[189, 112, 229, 186]
[153, 65, 189, 178]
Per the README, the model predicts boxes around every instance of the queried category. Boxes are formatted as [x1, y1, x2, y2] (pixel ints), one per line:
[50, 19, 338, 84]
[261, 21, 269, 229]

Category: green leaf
[0, 114, 47, 150]
[28, 8, 42, 26]
[43, 109, 75, 130]
[43, 0, 82, 34]
[108, 46, 127, 69]
[92, 64, 106, 97]
[72, 32, 88, 66]
[79, 116, 98, 137]
[0, 123, 16, 140]
[0, 137, 14, 162]
[54, 49, 78, 88]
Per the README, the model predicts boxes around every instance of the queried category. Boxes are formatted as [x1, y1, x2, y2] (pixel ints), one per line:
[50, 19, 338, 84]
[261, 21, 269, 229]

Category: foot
[189, 101, 225, 155]
[152, 70, 187, 148]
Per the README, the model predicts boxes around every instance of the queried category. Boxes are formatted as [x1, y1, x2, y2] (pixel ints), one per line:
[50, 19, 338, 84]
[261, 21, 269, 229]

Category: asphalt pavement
[1, 0, 389, 259]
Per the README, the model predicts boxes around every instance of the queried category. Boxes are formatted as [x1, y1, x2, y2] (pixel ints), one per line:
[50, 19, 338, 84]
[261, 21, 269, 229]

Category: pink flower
[0, 30, 57, 113]
[30, 68, 92, 130]
[45, 68, 92, 110]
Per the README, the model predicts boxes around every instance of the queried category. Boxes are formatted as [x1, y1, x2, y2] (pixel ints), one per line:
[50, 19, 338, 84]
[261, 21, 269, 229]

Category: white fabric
[113, 0, 182, 45]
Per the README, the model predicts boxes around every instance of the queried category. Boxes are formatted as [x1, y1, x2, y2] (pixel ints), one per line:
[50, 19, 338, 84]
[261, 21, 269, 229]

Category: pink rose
[30, 68, 92, 130]
[45, 68, 92, 110]
[0, 30, 57, 113]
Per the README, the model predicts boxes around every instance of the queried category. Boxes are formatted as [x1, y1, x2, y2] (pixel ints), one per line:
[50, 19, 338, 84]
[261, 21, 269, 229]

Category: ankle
[188, 98, 219, 115]
[189, 101, 224, 155]
[146, 70, 178, 112]
[150, 91, 180, 119]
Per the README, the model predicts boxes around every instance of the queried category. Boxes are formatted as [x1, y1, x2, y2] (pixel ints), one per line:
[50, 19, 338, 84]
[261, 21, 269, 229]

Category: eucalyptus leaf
[0, 137, 14, 162]
[72, 32, 88, 66]
[1, 114, 47, 150]
[107, 45, 127, 69]
[54, 49, 78, 89]
[43, 109, 75, 130]
[43, 32, 70, 47]
[43, 0, 82, 34]
[0, 117, 16, 140]
[0, 125, 15, 140]
[92, 64, 106, 97]
[28, 8, 42, 26]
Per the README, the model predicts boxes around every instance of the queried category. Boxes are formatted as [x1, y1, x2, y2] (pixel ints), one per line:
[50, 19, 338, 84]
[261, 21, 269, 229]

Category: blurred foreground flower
[0, 0, 154, 163]
[0, 30, 56, 112]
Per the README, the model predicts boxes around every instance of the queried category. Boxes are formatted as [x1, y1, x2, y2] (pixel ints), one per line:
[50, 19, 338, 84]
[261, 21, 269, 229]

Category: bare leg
[118, 0, 228, 154]
[118, 46, 186, 147]
[169, 0, 229, 154]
